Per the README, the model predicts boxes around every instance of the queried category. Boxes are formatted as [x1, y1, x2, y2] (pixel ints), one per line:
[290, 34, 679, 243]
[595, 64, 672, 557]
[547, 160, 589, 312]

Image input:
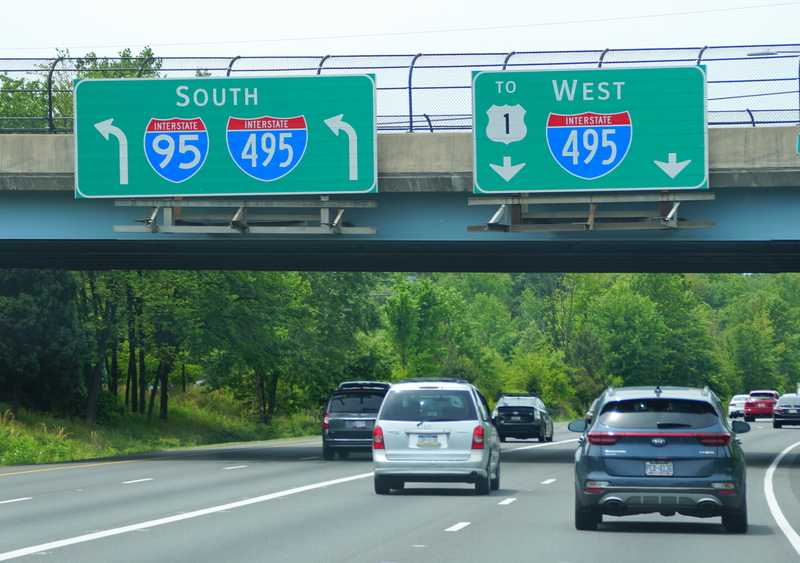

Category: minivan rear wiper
[656, 422, 692, 428]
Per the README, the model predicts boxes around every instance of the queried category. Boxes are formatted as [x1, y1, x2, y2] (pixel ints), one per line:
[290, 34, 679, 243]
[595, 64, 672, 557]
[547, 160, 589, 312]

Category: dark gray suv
[322, 381, 391, 460]
[568, 385, 750, 533]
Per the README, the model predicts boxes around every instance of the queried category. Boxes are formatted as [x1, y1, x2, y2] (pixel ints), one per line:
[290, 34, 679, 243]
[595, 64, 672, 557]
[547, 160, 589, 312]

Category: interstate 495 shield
[472, 67, 707, 194]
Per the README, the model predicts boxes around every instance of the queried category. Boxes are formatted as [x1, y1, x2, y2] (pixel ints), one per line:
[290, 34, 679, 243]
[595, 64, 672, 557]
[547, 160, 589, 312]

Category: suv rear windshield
[598, 398, 719, 429]
[381, 390, 477, 421]
[328, 392, 385, 413]
[749, 392, 775, 400]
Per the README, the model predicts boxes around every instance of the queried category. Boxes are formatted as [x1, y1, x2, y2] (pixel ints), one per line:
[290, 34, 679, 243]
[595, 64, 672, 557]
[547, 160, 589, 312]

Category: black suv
[322, 381, 391, 460]
[491, 393, 554, 442]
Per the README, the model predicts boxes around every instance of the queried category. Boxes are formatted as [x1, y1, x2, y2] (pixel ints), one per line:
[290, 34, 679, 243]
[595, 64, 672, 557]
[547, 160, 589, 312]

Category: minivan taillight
[322, 413, 330, 430]
[472, 426, 485, 449]
[373, 426, 385, 449]
[587, 432, 621, 445]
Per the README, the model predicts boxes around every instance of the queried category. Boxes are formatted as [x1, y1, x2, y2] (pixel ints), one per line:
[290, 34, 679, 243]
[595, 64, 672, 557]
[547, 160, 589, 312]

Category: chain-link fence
[1, 45, 798, 133]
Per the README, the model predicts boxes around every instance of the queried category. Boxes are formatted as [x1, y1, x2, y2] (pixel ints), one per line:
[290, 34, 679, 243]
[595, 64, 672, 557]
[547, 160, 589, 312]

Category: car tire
[322, 447, 335, 461]
[475, 463, 491, 495]
[744, 415, 753, 422]
[538, 426, 546, 442]
[723, 501, 748, 533]
[490, 463, 500, 491]
[774, 420, 782, 428]
[575, 508, 599, 531]
[338, 451, 349, 459]
[390, 480, 405, 490]
[500, 436, 507, 442]
[546, 424, 554, 442]
[374, 476, 391, 495]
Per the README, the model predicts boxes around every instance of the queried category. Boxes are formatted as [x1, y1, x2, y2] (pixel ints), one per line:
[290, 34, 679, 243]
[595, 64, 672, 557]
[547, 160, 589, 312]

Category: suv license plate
[758, 403, 766, 407]
[352, 420, 366, 428]
[418, 435, 439, 447]
[646, 461, 673, 476]
[510, 416, 522, 422]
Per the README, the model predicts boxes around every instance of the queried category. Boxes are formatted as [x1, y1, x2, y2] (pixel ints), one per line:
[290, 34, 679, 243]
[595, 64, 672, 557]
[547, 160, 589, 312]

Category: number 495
[561, 128, 617, 165]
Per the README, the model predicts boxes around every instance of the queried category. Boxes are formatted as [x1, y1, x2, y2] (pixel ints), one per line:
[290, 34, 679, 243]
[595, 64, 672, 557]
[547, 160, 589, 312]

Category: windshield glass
[380, 390, 477, 421]
[749, 393, 775, 400]
[778, 395, 800, 407]
[328, 392, 385, 413]
[598, 398, 719, 429]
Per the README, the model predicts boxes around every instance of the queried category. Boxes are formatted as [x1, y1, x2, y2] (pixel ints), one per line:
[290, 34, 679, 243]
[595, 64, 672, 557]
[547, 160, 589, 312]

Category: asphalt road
[1, 421, 800, 562]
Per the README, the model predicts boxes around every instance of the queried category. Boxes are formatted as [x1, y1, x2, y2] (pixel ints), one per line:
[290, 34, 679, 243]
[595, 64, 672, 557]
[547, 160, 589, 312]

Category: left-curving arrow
[94, 118, 129, 185]
[324, 114, 358, 181]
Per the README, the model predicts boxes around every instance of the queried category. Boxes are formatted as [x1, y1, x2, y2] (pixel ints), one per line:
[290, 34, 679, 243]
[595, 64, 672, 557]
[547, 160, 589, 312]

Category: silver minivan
[372, 379, 501, 494]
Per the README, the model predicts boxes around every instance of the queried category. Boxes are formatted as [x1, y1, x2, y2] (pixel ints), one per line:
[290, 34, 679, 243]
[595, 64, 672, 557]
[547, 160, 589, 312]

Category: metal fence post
[408, 53, 422, 132]
[47, 57, 64, 133]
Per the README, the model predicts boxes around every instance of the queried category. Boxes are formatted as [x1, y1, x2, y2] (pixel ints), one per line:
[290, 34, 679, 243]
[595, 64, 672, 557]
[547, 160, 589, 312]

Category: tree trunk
[159, 361, 170, 421]
[128, 338, 137, 412]
[254, 369, 267, 424]
[138, 347, 146, 414]
[265, 369, 280, 425]
[84, 358, 105, 428]
[147, 364, 160, 423]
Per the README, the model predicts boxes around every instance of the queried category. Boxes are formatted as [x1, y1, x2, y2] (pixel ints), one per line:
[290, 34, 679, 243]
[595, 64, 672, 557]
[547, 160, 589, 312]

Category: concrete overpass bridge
[1, 126, 799, 273]
[1, 46, 799, 273]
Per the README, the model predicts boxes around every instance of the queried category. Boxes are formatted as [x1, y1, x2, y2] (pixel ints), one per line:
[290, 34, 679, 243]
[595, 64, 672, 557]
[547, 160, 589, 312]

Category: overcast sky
[1, 0, 798, 59]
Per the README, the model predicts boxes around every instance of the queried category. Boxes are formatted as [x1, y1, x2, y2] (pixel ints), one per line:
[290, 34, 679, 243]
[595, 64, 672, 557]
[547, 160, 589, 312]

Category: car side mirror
[568, 419, 588, 433]
[731, 420, 751, 434]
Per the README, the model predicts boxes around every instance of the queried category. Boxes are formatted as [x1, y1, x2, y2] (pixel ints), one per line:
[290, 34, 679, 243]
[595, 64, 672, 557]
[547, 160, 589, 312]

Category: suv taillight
[322, 413, 330, 430]
[587, 432, 621, 445]
[472, 426, 485, 449]
[373, 426, 384, 449]
[695, 433, 731, 446]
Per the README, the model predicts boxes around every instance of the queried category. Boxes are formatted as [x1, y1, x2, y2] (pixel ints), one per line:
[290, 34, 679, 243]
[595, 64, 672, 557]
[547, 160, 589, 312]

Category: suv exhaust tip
[604, 498, 626, 511]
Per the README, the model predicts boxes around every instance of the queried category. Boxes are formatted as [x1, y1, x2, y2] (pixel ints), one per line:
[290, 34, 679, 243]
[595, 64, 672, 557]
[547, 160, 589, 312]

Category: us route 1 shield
[472, 66, 707, 194]
[74, 75, 376, 198]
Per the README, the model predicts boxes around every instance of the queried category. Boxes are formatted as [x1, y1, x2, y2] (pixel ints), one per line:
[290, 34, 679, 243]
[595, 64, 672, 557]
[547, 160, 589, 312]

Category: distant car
[743, 390, 779, 422]
[372, 378, 501, 495]
[568, 385, 751, 533]
[491, 393, 554, 442]
[772, 393, 800, 428]
[322, 381, 391, 460]
[728, 394, 749, 418]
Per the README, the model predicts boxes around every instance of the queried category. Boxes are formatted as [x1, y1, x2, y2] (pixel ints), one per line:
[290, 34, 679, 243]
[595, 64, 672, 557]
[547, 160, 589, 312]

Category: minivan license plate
[352, 420, 366, 428]
[645, 461, 673, 476]
[418, 435, 439, 446]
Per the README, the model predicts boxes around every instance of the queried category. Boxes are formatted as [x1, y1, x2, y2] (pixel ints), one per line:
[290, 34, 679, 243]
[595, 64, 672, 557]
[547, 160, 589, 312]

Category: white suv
[372, 379, 501, 495]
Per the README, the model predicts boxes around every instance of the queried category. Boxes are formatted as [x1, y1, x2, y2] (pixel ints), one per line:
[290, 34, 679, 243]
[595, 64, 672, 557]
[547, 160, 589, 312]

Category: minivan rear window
[380, 390, 477, 421]
[598, 398, 719, 429]
[328, 392, 385, 413]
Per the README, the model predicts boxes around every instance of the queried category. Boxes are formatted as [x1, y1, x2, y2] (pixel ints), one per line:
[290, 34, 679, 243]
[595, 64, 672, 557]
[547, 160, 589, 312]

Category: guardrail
[1, 44, 798, 133]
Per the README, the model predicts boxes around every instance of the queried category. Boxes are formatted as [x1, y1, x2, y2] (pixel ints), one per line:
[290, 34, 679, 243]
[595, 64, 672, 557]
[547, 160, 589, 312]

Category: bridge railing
[1, 45, 798, 134]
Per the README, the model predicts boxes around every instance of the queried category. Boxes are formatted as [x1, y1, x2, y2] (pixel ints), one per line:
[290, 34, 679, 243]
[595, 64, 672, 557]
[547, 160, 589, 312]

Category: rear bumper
[496, 421, 544, 438]
[322, 437, 373, 451]
[373, 450, 491, 482]
[576, 482, 745, 516]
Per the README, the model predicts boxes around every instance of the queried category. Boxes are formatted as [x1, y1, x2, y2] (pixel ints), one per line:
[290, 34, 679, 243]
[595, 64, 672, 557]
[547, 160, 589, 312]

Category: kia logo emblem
[651, 438, 667, 447]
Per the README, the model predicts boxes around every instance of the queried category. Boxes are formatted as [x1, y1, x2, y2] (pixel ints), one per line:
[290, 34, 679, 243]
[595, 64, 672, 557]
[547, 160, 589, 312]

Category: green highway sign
[74, 75, 377, 198]
[472, 67, 707, 194]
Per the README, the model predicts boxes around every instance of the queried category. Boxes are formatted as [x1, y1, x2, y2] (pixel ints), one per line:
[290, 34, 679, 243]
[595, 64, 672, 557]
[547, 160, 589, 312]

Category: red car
[744, 390, 779, 421]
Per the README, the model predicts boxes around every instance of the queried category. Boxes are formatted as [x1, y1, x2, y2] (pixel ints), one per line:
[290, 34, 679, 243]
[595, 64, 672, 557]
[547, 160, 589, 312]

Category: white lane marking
[506, 438, 579, 451]
[765, 440, 800, 555]
[222, 466, 247, 470]
[445, 522, 471, 532]
[542, 479, 557, 485]
[121, 478, 153, 484]
[0, 472, 373, 561]
[498, 498, 517, 505]
[0, 498, 31, 505]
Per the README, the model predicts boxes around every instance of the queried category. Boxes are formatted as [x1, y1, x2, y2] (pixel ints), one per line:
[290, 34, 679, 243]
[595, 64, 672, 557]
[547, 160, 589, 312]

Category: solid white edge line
[0, 472, 374, 561]
[0, 498, 32, 505]
[445, 522, 471, 532]
[765, 440, 800, 555]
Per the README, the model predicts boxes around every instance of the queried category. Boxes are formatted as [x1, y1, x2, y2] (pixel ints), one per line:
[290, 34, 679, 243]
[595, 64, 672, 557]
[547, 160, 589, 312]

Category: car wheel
[744, 415, 753, 422]
[338, 451, 349, 459]
[722, 501, 748, 533]
[490, 463, 500, 491]
[538, 426, 546, 442]
[546, 424, 554, 442]
[500, 436, 507, 442]
[322, 447, 335, 461]
[575, 508, 599, 531]
[774, 420, 782, 429]
[475, 462, 491, 495]
[390, 480, 405, 490]
[374, 476, 391, 495]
